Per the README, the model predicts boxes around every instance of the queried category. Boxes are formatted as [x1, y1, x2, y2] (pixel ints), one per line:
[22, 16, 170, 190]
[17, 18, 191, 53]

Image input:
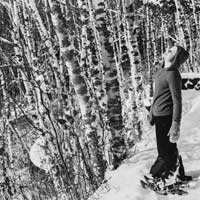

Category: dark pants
[154, 115, 178, 171]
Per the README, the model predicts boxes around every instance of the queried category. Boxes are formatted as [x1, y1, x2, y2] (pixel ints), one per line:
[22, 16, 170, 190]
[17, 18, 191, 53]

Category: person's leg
[154, 115, 178, 171]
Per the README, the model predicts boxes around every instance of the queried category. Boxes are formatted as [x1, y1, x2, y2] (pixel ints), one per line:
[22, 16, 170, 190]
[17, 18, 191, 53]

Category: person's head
[163, 45, 189, 69]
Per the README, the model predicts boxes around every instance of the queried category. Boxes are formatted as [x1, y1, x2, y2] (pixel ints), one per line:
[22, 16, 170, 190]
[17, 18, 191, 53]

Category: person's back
[152, 67, 182, 122]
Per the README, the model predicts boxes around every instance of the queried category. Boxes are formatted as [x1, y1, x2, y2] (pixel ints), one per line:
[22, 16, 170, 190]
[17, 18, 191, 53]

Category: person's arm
[167, 70, 182, 143]
[167, 70, 182, 122]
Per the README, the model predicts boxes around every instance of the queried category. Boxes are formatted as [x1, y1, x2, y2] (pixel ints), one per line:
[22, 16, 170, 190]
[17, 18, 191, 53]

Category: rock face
[181, 73, 200, 90]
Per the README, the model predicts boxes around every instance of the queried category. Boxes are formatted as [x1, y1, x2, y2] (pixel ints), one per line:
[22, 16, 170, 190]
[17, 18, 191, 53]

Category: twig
[0, 36, 15, 45]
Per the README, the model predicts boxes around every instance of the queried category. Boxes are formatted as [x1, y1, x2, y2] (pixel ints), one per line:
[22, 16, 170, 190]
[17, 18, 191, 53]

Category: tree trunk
[48, 0, 105, 187]
[146, 4, 154, 98]
[123, 1, 143, 141]
[93, 0, 127, 169]
[174, 0, 186, 47]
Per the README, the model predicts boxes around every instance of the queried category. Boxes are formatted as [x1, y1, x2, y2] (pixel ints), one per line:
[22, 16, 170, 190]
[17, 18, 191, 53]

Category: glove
[168, 121, 180, 143]
[147, 111, 154, 126]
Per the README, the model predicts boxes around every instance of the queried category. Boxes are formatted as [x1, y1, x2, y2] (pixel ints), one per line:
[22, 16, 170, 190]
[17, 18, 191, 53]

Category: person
[148, 45, 191, 181]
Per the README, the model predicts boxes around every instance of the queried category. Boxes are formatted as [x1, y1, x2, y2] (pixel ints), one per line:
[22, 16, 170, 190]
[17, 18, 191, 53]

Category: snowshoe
[140, 175, 188, 195]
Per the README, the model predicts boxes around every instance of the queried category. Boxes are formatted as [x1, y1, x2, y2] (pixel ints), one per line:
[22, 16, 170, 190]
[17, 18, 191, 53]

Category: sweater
[152, 68, 182, 122]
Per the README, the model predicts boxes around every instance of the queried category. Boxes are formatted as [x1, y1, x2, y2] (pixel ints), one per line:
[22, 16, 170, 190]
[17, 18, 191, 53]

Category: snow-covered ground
[90, 90, 200, 200]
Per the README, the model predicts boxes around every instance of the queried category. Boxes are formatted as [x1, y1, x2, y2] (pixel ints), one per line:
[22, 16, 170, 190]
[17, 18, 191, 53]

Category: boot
[177, 155, 192, 181]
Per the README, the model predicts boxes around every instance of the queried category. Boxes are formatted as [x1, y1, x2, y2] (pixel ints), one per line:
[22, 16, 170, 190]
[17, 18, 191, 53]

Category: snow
[181, 73, 200, 79]
[89, 89, 200, 200]
[29, 136, 52, 172]
[144, 0, 160, 5]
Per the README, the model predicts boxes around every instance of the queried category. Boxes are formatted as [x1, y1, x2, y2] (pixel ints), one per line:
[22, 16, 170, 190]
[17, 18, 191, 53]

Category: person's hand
[168, 121, 180, 143]
[147, 111, 154, 126]
[143, 98, 152, 112]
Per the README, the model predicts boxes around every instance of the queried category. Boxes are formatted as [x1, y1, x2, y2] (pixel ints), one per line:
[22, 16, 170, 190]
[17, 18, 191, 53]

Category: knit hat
[176, 45, 189, 65]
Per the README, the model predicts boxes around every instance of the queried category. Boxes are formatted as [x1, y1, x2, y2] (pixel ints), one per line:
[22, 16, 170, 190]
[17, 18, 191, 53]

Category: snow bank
[181, 73, 200, 79]
[90, 90, 200, 200]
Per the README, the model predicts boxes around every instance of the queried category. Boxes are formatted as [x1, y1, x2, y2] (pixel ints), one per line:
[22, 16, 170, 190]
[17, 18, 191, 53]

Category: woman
[149, 45, 190, 181]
